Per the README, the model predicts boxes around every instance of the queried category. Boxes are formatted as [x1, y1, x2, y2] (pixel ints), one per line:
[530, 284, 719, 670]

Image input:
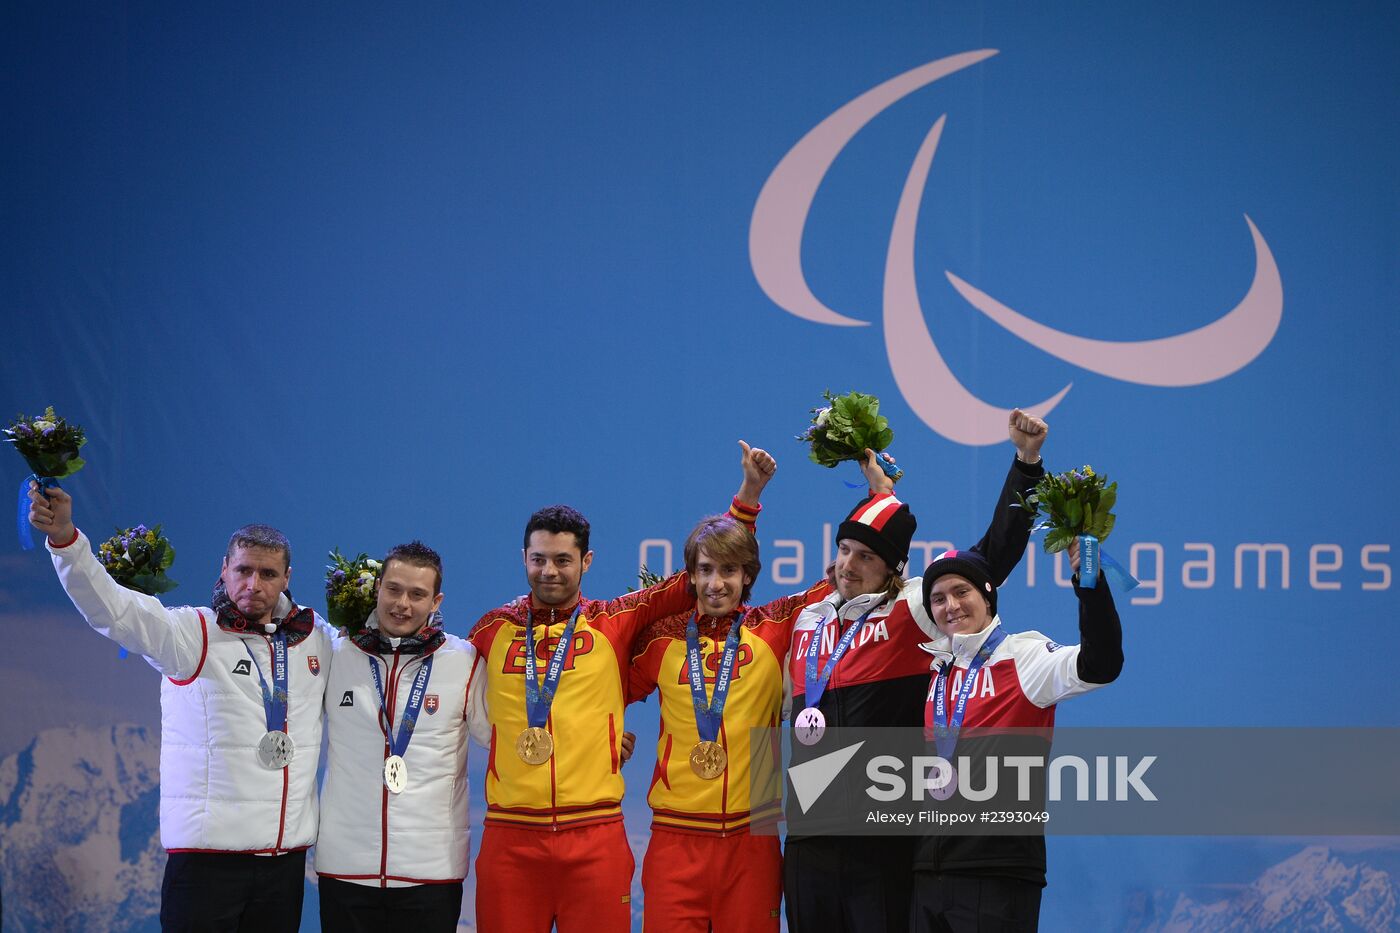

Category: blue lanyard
[242, 631, 289, 732]
[685, 612, 746, 743]
[931, 626, 1008, 759]
[524, 606, 582, 728]
[803, 605, 878, 708]
[368, 654, 434, 759]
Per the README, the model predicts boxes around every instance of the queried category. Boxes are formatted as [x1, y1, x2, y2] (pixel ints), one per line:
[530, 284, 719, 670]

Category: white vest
[48, 531, 331, 852]
[315, 620, 481, 886]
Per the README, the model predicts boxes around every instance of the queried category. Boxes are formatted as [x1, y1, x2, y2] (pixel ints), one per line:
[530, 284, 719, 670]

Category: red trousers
[474, 821, 635, 932]
[641, 827, 782, 932]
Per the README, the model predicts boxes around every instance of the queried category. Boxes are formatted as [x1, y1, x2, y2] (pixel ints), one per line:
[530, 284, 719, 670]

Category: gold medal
[689, 740, 727, 780]
[516, 726, 554, 765]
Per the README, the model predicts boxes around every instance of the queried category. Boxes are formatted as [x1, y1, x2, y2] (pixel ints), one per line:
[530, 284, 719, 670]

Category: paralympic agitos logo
[749, 50, 1284, 446]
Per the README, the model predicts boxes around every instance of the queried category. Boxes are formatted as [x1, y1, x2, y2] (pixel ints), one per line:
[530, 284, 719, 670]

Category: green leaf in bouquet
[129, 572, 180, 596]
[48, 453, 86, 479]
[1092, 512, 1116, 542]
[627, 563, 667, 592]
[1063, 497, 1083, 531]
[1097, 482, 1117, 516]
[1044, 527, 1076, 553]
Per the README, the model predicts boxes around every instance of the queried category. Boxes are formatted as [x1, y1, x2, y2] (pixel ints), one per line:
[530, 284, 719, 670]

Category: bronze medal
[689, 740, 727, 780]
[516, 726, 554, 765]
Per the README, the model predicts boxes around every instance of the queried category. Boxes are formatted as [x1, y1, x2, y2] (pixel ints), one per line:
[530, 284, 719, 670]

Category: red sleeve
[589, 571, 694, 656]
[729, 495, 761, 532]
[627, 625, 668, 705]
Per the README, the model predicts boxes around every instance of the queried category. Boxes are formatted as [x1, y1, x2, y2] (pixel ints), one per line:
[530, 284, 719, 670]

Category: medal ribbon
[931, 625, 1009, 760]
[368, 655, 435, 759]
[803, 604, 878, 708]
[242, 630, 289, 732]
[523, 606, 582, 729]
[684, 612, 745, 744]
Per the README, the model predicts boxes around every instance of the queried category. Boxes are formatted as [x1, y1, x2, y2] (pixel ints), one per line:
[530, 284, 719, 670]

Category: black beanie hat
[837, 493, 917, 574]
[921, 549, 998, 618]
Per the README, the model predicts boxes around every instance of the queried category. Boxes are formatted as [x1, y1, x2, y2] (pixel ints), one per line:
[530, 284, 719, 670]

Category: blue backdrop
[3, 2, 1398, 930]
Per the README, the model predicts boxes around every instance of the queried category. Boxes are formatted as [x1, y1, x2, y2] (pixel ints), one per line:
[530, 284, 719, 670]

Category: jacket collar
[918, 616, 1005, 667]
[517, 595, 582, 626]
[353, 608, 445, 656]
[211, 580, 314, 646]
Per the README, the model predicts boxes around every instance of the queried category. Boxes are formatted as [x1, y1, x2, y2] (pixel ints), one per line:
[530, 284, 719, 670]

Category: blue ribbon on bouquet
[842, 452, 904, 488]
[1076, 534, 1139, 592]
[17, 474, 58, 551]
[1030, 524, 1138, 591]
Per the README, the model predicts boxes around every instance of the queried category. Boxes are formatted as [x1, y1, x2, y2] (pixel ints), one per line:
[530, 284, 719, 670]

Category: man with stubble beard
[29, 482, 332, 932]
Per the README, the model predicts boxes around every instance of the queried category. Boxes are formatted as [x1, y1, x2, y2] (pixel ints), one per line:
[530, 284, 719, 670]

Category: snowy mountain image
[1124, 846, 1400, 932]
[0, 724, 164, 932]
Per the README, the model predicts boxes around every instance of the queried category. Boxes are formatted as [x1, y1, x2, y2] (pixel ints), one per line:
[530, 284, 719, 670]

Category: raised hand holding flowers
[797, 390, 902, 481]
[1015, 466, 1134, 590]
[325, 549, 382, 636]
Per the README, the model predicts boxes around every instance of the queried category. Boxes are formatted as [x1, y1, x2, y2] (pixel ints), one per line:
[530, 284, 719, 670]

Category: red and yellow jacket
[469, 498, 759, 831]
[628, 578, 831, 835]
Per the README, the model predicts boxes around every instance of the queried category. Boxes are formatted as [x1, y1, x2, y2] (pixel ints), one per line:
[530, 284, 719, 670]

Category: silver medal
[257, 730, 295, 769]
[794, 707, 826, 746]
[383, 754, 408, 794]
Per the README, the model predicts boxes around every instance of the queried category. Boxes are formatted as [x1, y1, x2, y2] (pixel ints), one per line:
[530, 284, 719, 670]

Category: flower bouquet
[5, 406, 87, 480]
[325, 548, 381, 636]
[627, 563, 667, 593]
[6, 406, 88, 549]
[797, 390, 902, 481]
[97, 524, 179, 596]
[1014, 465, 1121, 587]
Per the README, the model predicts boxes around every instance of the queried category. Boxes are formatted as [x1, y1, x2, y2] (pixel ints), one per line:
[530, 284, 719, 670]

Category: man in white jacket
[29, 482, 332, 932]
[315, 540, 485, 931]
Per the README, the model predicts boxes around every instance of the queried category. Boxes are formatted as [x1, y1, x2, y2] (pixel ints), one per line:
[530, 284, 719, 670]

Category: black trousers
[160, 850, 306, 932]
[318, 876, 464, 933]
[910, 874, 1042, 933]
[784, 836, 915, 932]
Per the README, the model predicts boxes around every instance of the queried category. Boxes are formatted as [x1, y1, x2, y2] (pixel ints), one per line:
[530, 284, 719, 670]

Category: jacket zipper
[378, 650, 402, 885]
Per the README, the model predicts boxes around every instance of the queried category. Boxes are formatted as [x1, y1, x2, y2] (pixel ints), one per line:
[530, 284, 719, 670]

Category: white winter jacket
[47, 530, 332, 853]
[315, 611, 486, 887]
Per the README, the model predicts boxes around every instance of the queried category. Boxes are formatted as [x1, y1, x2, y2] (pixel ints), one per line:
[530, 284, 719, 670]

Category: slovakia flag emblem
[424, 694, 440, 715]
[308, 656, 321, 676]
